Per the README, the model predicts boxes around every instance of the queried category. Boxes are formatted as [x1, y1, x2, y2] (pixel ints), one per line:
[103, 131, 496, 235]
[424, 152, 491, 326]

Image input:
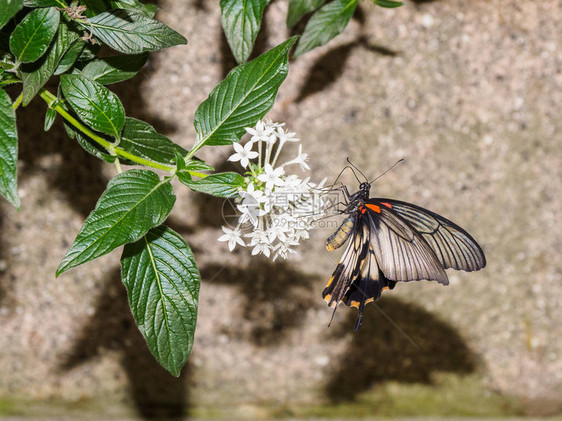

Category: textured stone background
[0, 0, 560, 419]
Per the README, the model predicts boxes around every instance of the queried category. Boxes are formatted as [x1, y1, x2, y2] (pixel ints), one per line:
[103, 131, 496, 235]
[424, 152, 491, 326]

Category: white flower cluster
[218, 120, 328, 260]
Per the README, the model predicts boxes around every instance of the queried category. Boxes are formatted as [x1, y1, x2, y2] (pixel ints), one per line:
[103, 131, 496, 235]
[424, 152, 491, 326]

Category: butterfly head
[359, 182, 371, 198]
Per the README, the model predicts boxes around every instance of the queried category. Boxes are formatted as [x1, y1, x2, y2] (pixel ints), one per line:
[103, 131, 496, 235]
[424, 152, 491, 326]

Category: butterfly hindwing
[323, 214, 368, 307]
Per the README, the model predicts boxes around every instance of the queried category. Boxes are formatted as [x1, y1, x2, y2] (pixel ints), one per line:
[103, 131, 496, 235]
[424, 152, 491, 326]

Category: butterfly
[323, 163, 486, 331]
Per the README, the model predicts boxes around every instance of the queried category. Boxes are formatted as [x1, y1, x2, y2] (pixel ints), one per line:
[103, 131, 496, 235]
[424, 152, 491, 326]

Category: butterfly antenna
[331, 165, 352, 188]
[369, 158, 405, 185]
[346, 157, 368, 183]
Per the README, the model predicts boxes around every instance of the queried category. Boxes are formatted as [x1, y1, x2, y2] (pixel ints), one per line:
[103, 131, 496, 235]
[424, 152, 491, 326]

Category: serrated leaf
[193, 37, 296, 147]
[0, 0, 23, 31]
[44, 106, 56, 131]
[220, 0, 269, 64]
[61, 74, 125, 139]
[22, 22, 79, 105]
[287, 0, 326, 27]
[9, 7, 60, 63]
[57, 169, 175, 276]
[121, 225, 200, 377]
[294, 0, 357, 56]
[85, 9, 186, 54]
[372, 0, 403, 8]
[80, 53, 148, 85]
[0, 88, 19, 208]
[118, 117, 186, 166]
[178, 172, 244, 198]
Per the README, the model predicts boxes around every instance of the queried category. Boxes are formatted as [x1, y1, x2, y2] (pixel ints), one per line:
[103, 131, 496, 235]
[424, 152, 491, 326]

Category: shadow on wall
[295, 36, 399, 104]
[58, 268, 190, 420]
[0, 209, 14, 310]
[200, 258, 318, 346]
[325, 296, 477, 402]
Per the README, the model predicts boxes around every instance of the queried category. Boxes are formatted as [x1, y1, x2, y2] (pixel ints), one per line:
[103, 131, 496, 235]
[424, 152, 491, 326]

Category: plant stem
[114, 158, 123, 174]
[39, 88, 174, 172]
[12, 93, 23, 110]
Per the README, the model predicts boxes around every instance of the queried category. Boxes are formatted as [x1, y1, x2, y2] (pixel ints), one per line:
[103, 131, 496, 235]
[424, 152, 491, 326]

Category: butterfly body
[324, 182, 486, 330]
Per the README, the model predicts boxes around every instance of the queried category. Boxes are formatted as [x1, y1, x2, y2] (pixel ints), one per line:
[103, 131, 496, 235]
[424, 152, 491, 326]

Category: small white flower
[276, 127, 299, 146]
[245, 120, 274, 144]
[257, 163, 285, 190]
[217, 226, 245, 251]
[264, 119, 285, 130]
[219, 119, 329, 260]
[228, 141, 258, 168]
[251, 242, 271, 257]
[283, 144, 310, 171]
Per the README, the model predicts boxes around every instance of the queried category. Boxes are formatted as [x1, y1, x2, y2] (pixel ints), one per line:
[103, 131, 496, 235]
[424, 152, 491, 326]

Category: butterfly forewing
[367, 209, 450, 284]
[371, 199, 486, 272]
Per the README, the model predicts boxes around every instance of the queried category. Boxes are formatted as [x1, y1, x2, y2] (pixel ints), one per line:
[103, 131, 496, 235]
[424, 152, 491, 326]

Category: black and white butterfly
[324, 165, 486, 330]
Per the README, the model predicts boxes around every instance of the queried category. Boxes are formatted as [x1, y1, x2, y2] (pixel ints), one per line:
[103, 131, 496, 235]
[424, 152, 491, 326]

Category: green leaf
[294, 0, 358, 56]
[83, 0, 108, 14]
[80, 53, 148, 85]
[23, 0, 60, 6]
[109, 0, 158, 18]
[121, 225, 200, 377]
[174, 151, 214, 175]
[21, 22, 79, 105]
[60, 74, 125, 139]
[118, 117, 186, 166]
[54, 40, 85, 75]
[0, 88, 19, 208]
[372, 0, 403, 8]
[86, 9, 186, 54]
[0, 0, 23, 31]
[287, 0, 326, 27]
[220, 0, 269, 64]
[184, 158, 214, 173]
[75, 131, 116, 163]
[193, 37, 296, 147]
[9, 7, 60, 63]
[57, 169, 175, 276]
[178, 172, 244, 198]
[44, 106, 55, 131]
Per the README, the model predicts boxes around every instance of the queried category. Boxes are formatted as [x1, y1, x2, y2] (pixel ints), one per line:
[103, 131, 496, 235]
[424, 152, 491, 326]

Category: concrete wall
[0, 0, 560, 418]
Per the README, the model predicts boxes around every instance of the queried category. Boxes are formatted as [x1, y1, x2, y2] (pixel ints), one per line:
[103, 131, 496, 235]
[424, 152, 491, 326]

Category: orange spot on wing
[365, 203, 381, 213]
[350, 300, 360, 308]
[359, 205, 367, 214]
[381, 202, 392, 209]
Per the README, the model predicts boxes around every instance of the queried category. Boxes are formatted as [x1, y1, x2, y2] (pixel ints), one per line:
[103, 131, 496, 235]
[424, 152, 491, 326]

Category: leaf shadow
[58, 267, 190, 419]
[200, 258, 318, 346]
[295, 36, 399, 103]
[324, 296, 477, 402]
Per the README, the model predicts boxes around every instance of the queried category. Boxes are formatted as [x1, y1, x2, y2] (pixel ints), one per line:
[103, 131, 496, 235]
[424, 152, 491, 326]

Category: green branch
[39, 88, 175, 172]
